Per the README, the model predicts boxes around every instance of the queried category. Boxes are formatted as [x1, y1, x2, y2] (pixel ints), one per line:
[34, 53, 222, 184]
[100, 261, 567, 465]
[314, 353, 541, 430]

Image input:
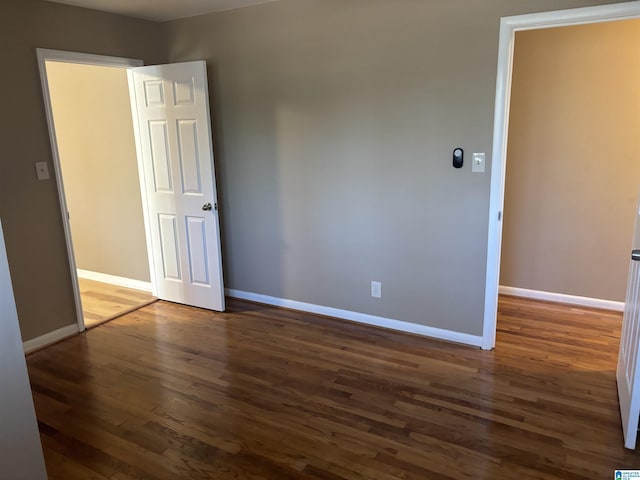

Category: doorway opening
[482, 1, 640, 451]
[38, 50, 157, 330]
[482, 2, 640, 350]
[498, 19, 640, 318]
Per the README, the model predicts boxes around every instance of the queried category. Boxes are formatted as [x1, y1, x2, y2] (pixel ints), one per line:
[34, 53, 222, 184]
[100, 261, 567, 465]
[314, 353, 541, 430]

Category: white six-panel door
[617, 194, 640, 449]
[131, 61, 224, 311]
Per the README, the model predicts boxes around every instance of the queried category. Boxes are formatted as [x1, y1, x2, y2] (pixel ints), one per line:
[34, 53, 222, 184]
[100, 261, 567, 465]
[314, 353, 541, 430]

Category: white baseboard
[225, 289, 483, 348]
[23, 324, 78, 354]
[499, 285, 624, 312]
[77, 269, 152, 293]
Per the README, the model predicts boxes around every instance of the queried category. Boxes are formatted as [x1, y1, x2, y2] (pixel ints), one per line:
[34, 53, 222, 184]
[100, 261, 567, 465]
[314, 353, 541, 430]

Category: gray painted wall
[0, 220, 48, 480]
[165, 0, 625, 336]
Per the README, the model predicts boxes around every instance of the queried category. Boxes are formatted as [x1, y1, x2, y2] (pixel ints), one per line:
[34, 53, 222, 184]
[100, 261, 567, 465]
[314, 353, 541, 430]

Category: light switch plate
[35, 162, 50, 180]
[472, 153, 486, 173]
[371, 281, 381, 298]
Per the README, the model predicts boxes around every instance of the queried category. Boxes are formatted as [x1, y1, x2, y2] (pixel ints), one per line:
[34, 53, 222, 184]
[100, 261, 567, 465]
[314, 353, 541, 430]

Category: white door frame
[482, 1, 640, 350]
[36, 49, 152, 332]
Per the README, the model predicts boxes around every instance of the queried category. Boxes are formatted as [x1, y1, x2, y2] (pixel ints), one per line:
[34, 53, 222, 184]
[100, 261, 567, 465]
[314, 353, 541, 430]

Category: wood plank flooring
[27, 295, 640, 479]
[78, 278, 156, 328]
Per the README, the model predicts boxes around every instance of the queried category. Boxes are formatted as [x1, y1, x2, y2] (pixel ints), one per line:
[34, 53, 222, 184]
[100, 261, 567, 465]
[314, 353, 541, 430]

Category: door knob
[202, 203, 213, 211]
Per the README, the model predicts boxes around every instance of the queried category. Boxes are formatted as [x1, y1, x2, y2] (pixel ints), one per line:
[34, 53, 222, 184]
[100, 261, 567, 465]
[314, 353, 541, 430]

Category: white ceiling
[44, 0, 280, 22]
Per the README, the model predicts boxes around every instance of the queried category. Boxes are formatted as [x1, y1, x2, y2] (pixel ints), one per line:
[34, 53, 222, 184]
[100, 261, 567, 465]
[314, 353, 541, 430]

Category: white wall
[0, 220, 48, 480]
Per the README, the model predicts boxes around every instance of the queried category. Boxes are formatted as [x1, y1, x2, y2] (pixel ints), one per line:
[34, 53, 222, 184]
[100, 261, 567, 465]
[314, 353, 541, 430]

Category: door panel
[186, 216, 210, 286]
[174, 79, 195, 105]
[158, 214, 181, 281]
[131, 61, 224, 311]
[149, 121, 172, 192]
[177, 120, 202, 194]
[143, 80, 165, 107]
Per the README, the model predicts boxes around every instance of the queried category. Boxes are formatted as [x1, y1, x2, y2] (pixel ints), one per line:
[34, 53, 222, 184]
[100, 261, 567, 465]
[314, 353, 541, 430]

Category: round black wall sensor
[453, 148, 464, 168]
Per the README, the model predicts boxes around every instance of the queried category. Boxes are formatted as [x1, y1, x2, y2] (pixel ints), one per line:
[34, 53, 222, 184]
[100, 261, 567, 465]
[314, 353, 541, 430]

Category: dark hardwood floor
[27, 295, 640, 479]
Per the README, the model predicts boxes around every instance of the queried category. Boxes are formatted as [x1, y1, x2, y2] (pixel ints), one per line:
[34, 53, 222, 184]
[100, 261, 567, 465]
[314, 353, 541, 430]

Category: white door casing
[617, 193, 640, 450]
[130, 61, 225, 311]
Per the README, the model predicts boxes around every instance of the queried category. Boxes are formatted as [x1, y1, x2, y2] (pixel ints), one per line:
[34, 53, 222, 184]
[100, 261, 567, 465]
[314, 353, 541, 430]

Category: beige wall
[46, 63, 150, 282]
[500, 20, 640, 302]
[165, 0, 627, 336]
[0, 0, 164, 341]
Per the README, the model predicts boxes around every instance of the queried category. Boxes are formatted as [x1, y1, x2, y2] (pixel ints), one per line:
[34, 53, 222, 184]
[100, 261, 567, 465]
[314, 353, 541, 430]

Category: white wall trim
[36, 49, 142, 68]
[226, 289, 483, 348]
[23, 324, 78, 354]
[77, 269, 153, 292]
[499, 285, 624, 312]
[483, 1, 640, 350]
